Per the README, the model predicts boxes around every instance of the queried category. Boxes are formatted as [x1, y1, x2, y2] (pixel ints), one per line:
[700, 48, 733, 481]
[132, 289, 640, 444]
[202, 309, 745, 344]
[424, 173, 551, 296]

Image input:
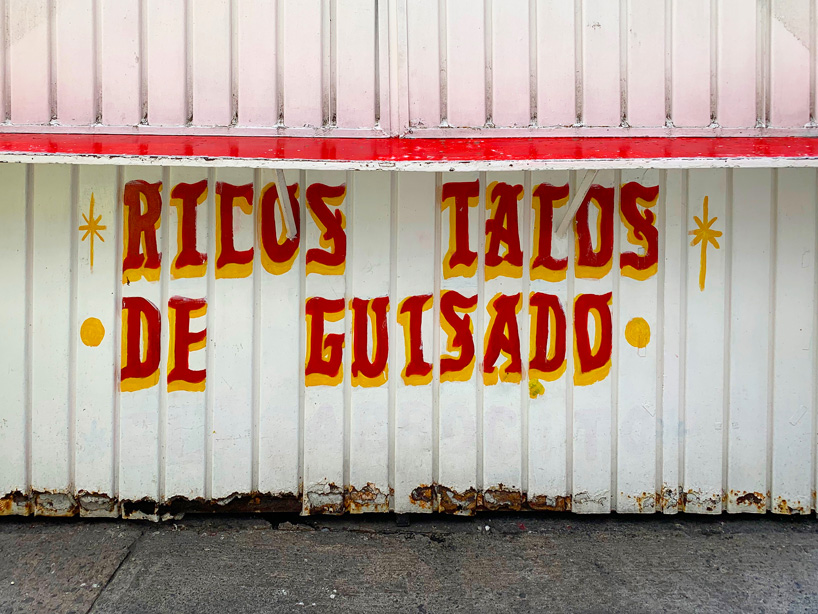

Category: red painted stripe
[0, 134, 816, 162]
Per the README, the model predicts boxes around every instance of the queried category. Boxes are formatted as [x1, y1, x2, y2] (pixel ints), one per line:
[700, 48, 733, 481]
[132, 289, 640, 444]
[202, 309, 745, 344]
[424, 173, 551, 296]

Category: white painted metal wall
[0, 0, 816, 136]
[1, 162, 816, 517]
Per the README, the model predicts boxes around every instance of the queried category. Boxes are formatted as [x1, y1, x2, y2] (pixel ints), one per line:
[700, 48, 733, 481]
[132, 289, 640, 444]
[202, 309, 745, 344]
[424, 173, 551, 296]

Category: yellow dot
[80, 318, 105, 347]
[624, 317, 651, 349]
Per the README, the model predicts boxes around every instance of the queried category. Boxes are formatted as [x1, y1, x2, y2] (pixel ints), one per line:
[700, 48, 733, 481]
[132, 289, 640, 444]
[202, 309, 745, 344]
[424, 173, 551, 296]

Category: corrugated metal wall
[0, 0, 816, 136]
[0, 163, 816, 517]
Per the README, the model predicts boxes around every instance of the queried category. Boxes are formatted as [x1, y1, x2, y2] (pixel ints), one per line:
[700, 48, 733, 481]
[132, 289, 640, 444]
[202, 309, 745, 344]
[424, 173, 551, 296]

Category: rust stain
[731, 490, 766, 512]
[436, 485, 478, 515]
[121, 498, 159, 520]
[634, 491, 656, 513]
[681, 489, 721, 514]
[161, 492, 299, 517]
[0, 491, 31, 516]
[409, 484, 434, 510]
[345, 483, 390, 514]
[657, 486, 679, 512]
[527, 494, 572, 512]
[774, 497, 809, 515]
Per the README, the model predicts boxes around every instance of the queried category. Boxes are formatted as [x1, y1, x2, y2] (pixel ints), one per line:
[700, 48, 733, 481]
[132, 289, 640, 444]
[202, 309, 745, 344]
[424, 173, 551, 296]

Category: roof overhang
[0, 134, 817, 171]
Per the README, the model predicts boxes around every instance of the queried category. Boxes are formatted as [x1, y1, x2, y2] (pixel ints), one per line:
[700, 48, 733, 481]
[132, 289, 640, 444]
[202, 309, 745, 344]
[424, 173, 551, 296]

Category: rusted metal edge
[2, 486, 813, 519]
[0, 490, 300, 521]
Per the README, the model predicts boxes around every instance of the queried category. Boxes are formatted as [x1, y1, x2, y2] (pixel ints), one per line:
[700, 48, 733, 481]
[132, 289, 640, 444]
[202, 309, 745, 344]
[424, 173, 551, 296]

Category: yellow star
[688, 196, 722, 291]
[79, 193, 106, 270]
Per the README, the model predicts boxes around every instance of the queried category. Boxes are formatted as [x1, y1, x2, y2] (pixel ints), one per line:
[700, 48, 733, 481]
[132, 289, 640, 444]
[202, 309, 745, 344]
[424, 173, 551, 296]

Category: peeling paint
[527, 494, 572, 512]
[681, 489, 721, 514]
[33, 492, 78, 517]
[633, 491, 656, 513]
[571, 491, 610, 513]
[658, 486, 679, 513]
[482, 486, 523, 511]
[409, 485, 434, 510]
[305, 483, 345, 515]
[436, 486, 478, 516]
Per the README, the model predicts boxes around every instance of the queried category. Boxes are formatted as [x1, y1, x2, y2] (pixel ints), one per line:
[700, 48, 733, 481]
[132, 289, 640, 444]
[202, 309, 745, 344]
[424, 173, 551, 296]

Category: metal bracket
[274, 168, 298, 240]
[555, 169, 599, 237]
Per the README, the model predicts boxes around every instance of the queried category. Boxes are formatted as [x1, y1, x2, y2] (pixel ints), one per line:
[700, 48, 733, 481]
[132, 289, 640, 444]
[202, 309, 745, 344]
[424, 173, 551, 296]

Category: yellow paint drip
[529, 379, 545, 399]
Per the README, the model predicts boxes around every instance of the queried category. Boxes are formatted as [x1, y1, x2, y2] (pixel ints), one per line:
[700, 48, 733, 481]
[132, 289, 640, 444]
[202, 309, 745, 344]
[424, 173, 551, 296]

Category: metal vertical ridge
[387, 172, 398, 507]
[574, 0, 583, 125]
[342, 169, 353, 494]
[48, 0, 56, 122]
[432, 171, 442, 502]
[665, 0, 673, 125]
[520, 170, 532, 495]
[158, 165, 171, 503]
[566, 169, 576, 499]
[678, 168, 689, 504]
[528, 0, 537, 126]
[229, 0, 238, 126]
[139, 0, 147, 124]
[297, 168, 307, 495]
[68, 165, 79, 493]
[23, 164, 33, 496]
[655, 169, 667, 506]
[765, 167, 777, 510]
[619, 0, 628, 126]
[611, 169, 621, 510]
[2, 0, 9, 122]
[721, 167, 733, 508]
[204, 166, 216, 499]
[92, 0, 101, 124]
[250, 168, 262, 492]
[710, 0, 718, 125]
[811, 167, 818, 512]
[112, 165, 123, 499]
[438, 0, 448, 126]
[185, 0, 193, 125]
[484, 0, 492, 127]
[476, 170, 486, 491]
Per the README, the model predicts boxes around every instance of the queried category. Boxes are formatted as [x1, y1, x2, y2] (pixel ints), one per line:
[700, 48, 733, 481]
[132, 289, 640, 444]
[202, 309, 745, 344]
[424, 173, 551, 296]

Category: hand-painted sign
[113, 177, 668, 395]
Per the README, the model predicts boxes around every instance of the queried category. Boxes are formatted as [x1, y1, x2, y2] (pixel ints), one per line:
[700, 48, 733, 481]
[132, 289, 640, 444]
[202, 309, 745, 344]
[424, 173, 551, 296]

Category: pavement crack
[84, 529, 145, 614]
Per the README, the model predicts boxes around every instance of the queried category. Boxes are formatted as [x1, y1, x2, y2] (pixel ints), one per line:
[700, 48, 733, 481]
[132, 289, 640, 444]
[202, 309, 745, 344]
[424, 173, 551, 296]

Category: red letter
[216, 182, 254, 278]
[575, 185, 615, 279]
[620, 182, 659, 280]
[168, 296, 207, 392]
[531, 183, 569, 281]
[306, 183, 347, 275]
[485, 182, 523, 280]
[483, 293, 522, 385]
[440, 290, 478, 382]
[121, 297, 161, 392]
[573, 292, 613, 386]
[123, 180, 162, 283]
[259, 182, 300, 275]
[351, 296, 390, 387]
[442, 180, 479, 278]
[305, 297, 345, 386]
[170, 180, 208, 279]
[529, 293, 567, 381]
[397, 294, 433, 385]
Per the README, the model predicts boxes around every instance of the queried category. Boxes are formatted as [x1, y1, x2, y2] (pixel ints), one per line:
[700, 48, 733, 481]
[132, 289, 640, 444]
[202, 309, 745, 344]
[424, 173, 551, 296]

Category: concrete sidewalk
[0, 513, 816, 614]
